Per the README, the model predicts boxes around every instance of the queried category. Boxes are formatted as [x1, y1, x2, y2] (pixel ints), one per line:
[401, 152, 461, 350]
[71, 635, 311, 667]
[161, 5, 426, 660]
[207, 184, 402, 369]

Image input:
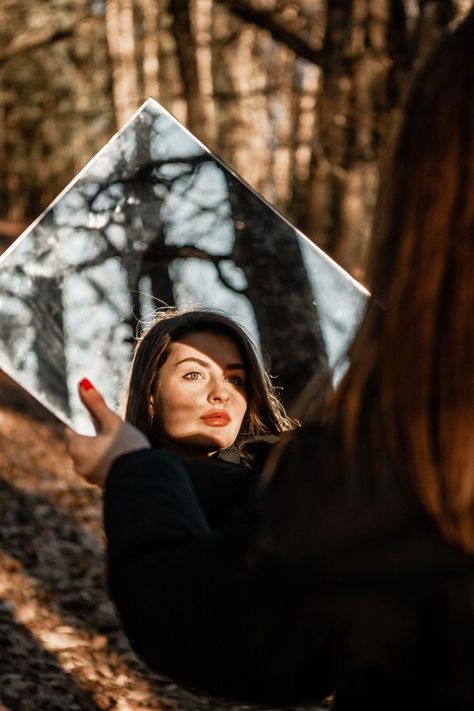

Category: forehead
[169, 330, 245, 366]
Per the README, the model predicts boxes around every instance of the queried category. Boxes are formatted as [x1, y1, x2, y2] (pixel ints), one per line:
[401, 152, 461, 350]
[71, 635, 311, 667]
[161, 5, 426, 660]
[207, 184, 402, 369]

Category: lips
[201, 410, 231, 427]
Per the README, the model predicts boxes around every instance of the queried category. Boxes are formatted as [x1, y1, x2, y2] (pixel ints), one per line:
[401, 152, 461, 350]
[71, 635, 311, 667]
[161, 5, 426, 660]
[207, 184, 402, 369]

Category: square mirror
[0, 99, 367, 434]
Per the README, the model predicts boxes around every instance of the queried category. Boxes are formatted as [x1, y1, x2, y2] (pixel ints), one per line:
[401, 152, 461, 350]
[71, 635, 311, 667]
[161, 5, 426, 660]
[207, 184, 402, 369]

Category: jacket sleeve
[103, 445, 332, 705]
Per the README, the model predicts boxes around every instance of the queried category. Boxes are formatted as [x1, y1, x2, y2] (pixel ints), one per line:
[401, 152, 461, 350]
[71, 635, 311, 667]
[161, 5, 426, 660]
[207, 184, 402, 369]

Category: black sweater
[180, 454, 258, 528]
[103, 425, 474, 709]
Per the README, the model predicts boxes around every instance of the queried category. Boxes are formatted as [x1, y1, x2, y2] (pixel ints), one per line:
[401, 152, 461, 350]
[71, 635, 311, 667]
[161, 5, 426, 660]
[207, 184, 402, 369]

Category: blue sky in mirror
[0, 99, 368, 434]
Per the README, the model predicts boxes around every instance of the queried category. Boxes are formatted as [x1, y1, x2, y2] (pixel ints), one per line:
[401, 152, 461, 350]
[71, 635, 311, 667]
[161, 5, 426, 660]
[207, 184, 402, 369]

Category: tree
[0, 0, 469, 275]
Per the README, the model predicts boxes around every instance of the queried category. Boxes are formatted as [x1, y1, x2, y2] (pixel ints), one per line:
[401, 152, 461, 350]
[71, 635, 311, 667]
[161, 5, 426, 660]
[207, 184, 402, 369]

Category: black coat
[103, 425, 474, 709]
[177, 450, 259, 528]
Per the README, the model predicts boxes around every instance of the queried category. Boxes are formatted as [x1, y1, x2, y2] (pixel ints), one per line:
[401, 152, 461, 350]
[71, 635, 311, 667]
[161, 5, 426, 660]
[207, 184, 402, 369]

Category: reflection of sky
[170, 258, 260, 350]
[86, 130, 137, 182]
[0, 289, 37, 377]
[299, 237, 367, 368]
[150, 113, 204, 160]
[62, 258, 133, 433]
[54, 188, 91, 228]
[163, 163, 234, 255]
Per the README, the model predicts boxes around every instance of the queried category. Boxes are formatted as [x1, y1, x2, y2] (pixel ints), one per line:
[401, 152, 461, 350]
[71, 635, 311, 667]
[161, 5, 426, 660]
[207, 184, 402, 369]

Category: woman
[67, 13, 474, 709]
[122, 309, 294, 526]
[123, 309, 291, 455]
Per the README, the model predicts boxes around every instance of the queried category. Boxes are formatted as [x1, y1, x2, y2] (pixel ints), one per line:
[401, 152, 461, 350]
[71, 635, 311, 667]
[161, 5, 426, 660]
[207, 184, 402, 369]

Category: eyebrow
[175, 357, 246, 370]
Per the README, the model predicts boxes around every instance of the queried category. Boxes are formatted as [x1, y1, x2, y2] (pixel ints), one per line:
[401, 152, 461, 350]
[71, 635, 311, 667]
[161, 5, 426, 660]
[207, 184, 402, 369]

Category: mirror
[0, 99, 367, 434]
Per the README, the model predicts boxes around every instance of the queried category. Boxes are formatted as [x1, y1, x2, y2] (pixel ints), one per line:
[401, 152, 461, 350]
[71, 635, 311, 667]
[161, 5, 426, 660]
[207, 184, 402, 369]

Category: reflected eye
[183, 371, 204, 380]
[226, 374, 245, 387]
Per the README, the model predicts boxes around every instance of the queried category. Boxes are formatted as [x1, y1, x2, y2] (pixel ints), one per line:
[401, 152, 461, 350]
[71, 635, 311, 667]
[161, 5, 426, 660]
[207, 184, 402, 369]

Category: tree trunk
[139, 0, 160, 100]
[169, 0, 210, 142]
[303, 0, 394, 278]
[105, 0, 139, 127]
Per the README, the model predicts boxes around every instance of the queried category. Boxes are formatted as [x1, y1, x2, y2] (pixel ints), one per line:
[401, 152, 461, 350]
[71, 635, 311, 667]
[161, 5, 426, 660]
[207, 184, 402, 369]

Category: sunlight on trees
[0, 0, 470, 277]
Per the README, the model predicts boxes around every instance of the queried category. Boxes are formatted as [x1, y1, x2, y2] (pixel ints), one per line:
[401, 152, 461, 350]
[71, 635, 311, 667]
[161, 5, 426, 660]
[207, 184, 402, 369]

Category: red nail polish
[79, 378, 94, 391]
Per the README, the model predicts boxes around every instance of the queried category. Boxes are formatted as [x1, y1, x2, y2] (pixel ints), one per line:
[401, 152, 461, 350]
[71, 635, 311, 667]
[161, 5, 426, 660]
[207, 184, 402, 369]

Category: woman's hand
[65, 379, 151, 488]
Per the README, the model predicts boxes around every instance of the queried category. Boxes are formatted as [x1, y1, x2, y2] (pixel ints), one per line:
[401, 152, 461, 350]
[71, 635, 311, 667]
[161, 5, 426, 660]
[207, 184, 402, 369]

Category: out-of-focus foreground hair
[124, 308, 294, 448]
[320, 10, 474, 551]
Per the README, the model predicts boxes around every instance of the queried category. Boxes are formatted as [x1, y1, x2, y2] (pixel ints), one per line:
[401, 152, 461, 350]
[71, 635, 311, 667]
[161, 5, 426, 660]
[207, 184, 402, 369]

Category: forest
[0, 1, 472, 710]
[2, 0, 471, 279]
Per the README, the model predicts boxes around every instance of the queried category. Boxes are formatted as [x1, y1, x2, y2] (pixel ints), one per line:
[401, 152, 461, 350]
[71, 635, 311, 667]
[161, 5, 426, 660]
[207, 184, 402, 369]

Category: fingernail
[79, 378, 94, 391]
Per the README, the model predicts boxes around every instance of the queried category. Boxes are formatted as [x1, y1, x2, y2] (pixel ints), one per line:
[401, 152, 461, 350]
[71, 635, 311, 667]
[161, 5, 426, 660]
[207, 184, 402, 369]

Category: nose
[208, 378, 230, 404]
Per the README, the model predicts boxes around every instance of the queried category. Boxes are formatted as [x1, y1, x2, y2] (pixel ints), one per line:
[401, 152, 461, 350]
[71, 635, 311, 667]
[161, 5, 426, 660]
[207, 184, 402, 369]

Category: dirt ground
[0, 373, 331, 711]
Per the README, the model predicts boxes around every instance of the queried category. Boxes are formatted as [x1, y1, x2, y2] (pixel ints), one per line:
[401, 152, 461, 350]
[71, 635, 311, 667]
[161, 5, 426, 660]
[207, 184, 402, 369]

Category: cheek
[156, 383, 199, 433]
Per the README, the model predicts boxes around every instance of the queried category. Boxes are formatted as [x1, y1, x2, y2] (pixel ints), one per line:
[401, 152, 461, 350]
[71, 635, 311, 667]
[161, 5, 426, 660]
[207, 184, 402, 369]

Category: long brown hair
[327, 11, 474, 551]
[124, 308, 294, 447]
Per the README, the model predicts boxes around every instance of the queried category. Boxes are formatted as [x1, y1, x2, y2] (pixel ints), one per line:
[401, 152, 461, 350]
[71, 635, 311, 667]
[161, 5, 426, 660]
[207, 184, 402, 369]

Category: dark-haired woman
[120, 309, 293, 527]
[67, 12, 474, 710]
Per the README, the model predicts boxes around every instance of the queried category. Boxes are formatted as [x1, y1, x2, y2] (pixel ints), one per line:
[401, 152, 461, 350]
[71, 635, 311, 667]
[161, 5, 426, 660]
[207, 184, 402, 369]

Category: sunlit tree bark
[105, 0, 139, 127]
[169, 0, 211, 141]
[1, 0, 471, 279]
[138, 0, 160, 101]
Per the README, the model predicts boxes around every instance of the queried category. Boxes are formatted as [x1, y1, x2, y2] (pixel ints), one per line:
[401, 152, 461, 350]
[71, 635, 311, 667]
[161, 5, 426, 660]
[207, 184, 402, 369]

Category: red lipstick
[201, 410, 231, 427]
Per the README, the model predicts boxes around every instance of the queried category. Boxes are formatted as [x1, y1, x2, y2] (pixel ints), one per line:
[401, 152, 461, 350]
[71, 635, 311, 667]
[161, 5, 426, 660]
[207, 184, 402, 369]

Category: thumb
[64, 425, 92, 459]
[78, 379, 120, 434]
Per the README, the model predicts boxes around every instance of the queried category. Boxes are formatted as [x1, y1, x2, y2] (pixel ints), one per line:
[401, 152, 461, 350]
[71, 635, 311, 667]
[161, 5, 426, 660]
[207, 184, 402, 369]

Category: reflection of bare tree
[128, 116, 175, 335]
[113, 150, 144, 340]
[29, 214, 70, 415]
[226, 174, 329, 406]
[1, 268, 70, 418]
[131, 156, 328, 405]
[68, 145, 329, 406]
[31, 274, 70, 416]
[78, 150, 215, 336]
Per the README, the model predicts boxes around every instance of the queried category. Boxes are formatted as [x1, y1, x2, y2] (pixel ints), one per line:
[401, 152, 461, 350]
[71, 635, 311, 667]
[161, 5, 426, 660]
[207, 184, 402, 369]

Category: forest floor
[0, 373, 331, 711]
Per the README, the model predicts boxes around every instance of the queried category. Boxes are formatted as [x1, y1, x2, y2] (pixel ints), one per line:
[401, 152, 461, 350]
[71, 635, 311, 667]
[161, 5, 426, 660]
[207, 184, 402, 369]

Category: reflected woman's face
[153, 331, 248, 457]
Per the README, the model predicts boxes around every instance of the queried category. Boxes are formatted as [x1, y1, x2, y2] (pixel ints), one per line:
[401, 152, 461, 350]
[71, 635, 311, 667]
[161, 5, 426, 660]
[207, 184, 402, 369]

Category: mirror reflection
[0, 99, 367, 434]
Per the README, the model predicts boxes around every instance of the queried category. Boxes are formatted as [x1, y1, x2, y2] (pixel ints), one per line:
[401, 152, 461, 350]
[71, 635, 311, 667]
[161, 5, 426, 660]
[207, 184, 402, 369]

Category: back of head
[333, 11, 474, 551]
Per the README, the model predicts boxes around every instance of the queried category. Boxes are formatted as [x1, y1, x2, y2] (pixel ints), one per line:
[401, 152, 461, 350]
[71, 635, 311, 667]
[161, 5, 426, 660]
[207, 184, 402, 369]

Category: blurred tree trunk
[1, 0, 470, 279]
[211, 5, 274, 195]
[299, 0, 461, 277]
[169, 0, 211, 142]
[106, 0, 139, 127]
[138, 0, 160, 101]
[301, 0, 388, 278]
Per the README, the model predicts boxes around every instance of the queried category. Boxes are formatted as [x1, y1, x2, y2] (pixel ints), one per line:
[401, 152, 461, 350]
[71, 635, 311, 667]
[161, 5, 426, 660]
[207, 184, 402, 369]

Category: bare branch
[214, 261, 248, 295]
[0, 29, 72, 66]
[144, 245, 248, 294]
[214, 0, 326, 67]
[144, 243, 231, 264]
[0, 16, 93, 67]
